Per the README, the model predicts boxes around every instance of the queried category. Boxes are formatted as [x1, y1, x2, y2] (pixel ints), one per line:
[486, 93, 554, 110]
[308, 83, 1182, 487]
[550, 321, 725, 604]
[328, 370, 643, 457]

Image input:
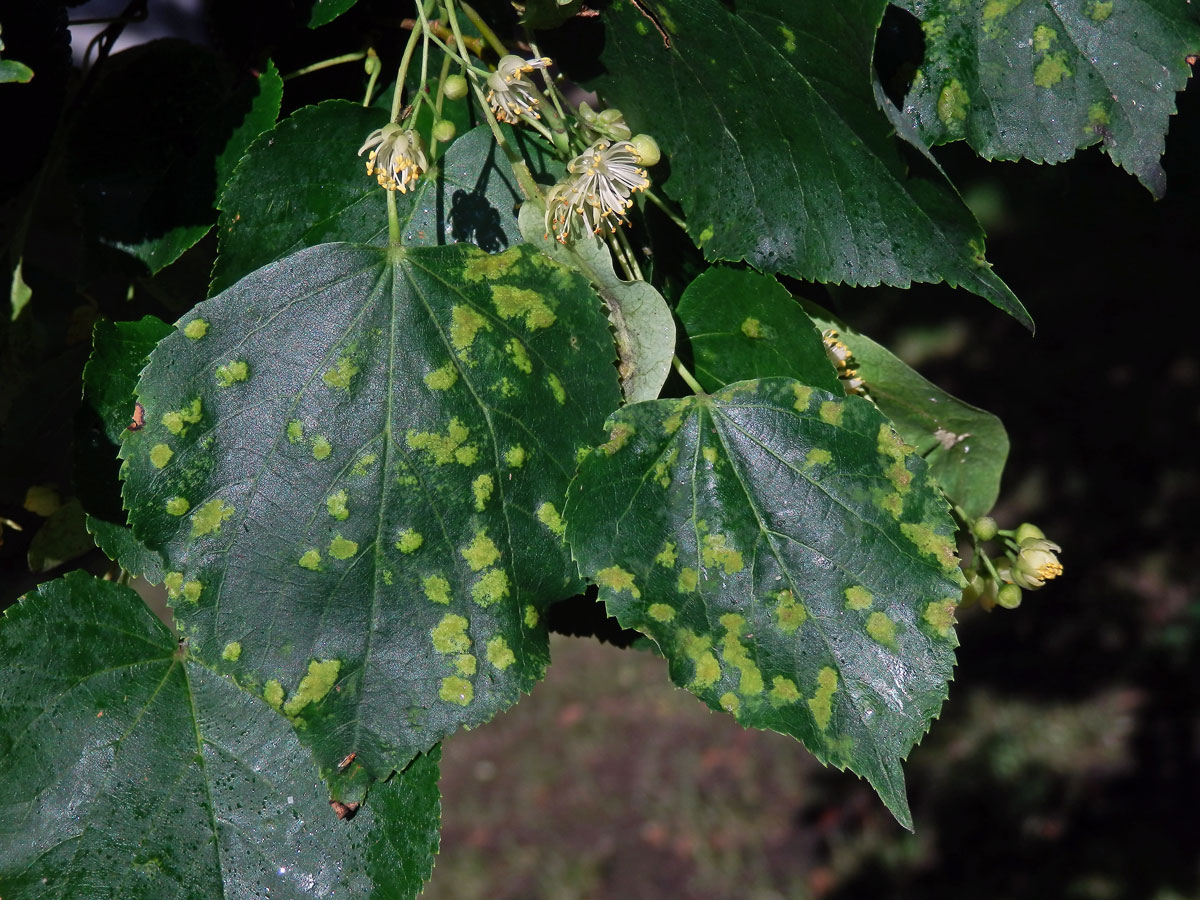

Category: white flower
[487, 55, 551, 124]
[545, 140, 650, 243]
[358, 124, 428, 193]
[1009, 537, 1063, 589]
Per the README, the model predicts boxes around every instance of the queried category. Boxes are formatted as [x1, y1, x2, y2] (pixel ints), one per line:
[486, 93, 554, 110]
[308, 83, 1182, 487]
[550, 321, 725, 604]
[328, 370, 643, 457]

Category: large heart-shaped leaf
[565, 379, 964, 828]
[0, 571, 441, 899]
[897, 0, 1200, 197]
[121, 241, 621, 791]
[591, 0, 1031, 327]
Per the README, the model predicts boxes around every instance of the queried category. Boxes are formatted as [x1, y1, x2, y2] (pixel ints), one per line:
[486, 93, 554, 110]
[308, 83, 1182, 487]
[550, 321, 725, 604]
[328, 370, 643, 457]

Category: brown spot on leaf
[330, 800, 360, 820]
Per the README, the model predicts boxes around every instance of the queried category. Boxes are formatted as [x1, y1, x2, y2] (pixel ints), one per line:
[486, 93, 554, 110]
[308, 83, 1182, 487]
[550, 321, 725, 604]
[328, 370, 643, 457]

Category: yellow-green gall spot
[455, 653, 477, 676]
[164, 572, 183, 595]
[648, 603, 676, 623]
[524, 604, 539, 628]
[299, 549, 321, 570]
[923, 598, 958, 638]
[439, 675, 474, 706]
[683, 630, 721, 689]
[655, 541, 677, 568]
[282, 658, 341, 716]
[406, 419, 478, 466]
[697, 224, 715, 245]
[1033, 24, 1057, 51]
[819, 400, 843, 426]
[181, 581, 202, 603]
[901, 522, 959, 571]
[792, 383, 813, 412]
[162, 398, 202, 436]
[472, 568, 510, 607]
[396, 529, 423, 553]
[350, 453, 377, 477]
[844, 585, 873, 611]
[505, 445, 526, 468]
[287, 420, 304, 443]
[866, 611, 898, 649]
[720, 692, 741, 714]
[701, 533, 744, 575]
[596, 565, 640, 598]
[424, 362, 458, 391]
[222, 641, 242, 661]
[183, 319, 209, 339]
[264, 679, 284, 711]
[472, 474, 495, 511]
[536, 502, 565, 537]
[215, 360, 249, 388]
[634, 17, 648, 34]
[937, 78, 970, 131]
[463, 246, 521, 281]
[601, 423, 634, 455]
[880, 492, 904, 519]
[322, 356, 358, 390]
[740, 317, 764, 338]
[450, 305, 490, 357]
[165, 496, 190, 516]
[487, 635, 515, 670]
[702, 446, 718, 465]
[1034, 52, 1072, 88]
[770, 676, 801, 706]
[149, 443, 174, 469]
[382, 569, 394, 585]
[328, 535, 358, 560]
[652, 445, 678, 488]
[423, 574, 451, 605]
[719, 613, 764, 696]
[805, 448, 831, 467]
[461, 531, 500, 571]
[312, 435, 332, 460]
[1087, 0, 1113, 20]
[432, 613, 470, 653]
[807, 667, 839, 731]
[1088, 102, 1111, 128]
[778, 24, 796, 52]
[983, 0, 1021, 23]
[506, 338, 533, 374]
[326, 489, 349, 521]
[773, 589, 808, 634]
[677, 567, 699, 593]
[546, 373, 566, 405]
[191, 499, 234, 537]
[878, 424, 913, 493]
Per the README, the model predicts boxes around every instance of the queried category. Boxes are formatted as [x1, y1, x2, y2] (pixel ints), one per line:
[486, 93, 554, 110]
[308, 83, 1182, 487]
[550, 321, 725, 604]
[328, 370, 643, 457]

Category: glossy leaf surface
[566, 379, 964, 828]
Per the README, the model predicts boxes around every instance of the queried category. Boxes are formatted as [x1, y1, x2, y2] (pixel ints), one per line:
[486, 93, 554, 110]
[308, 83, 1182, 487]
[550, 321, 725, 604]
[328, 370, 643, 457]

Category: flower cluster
[963, 520, 1063, 611]
[358, 124, 428, 193]
[487, 55, 551, 124]
[545, 139, 650, 243]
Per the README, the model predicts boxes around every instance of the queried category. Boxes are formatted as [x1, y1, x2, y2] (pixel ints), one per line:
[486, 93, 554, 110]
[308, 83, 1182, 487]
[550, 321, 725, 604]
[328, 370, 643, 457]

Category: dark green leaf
[9, 258, 31, 320]
[84, 316, 173, 444]
[86, 515, 166, 583]
[676, 267, 843, 395]
[0, 571, 440, 899]
[121, 241, 621, 789]
[565, 379, 964, 828]
[213, 102, 559, 294]
[309, 0, 359, 28]
[897, 0, 1200, 197]
[519, 0, 585, 29]
[26, 498, 92, 572]
[592, 0, 1031, 327]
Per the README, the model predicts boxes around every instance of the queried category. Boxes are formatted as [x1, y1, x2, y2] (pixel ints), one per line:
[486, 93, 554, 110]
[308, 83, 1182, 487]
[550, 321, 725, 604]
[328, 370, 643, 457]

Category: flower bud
[630, 133, 661, 166]
[996, 584, 1023, 609]
[1014, 522, 1045, 544]
[971, 516, 998, 541]
[443, 73, 469, 100]
[432, 119, 457, 143]
[1010, 537, 1063, 590]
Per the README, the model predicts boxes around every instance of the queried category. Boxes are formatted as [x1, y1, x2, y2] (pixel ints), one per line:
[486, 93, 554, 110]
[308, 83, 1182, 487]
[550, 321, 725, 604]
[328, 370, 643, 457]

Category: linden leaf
[565, 379, 964, 829]
[897, 0, 1200, 197]
[0, 572, 441, 899]
[120, 241, 620, 791]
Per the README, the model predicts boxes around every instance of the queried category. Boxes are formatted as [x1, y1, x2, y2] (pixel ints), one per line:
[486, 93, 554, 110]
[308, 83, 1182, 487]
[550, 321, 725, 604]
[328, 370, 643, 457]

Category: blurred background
[2, 2, 1198, 898]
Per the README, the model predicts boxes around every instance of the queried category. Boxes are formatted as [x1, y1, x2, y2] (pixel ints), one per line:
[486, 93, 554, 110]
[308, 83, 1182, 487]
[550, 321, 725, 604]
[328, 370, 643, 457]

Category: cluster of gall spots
[163, 572, 202, 603]
[937, 79, 970, 132]
[523, 604, 539, 628]
[395, 529, 423, 553]
[326, 490, 350, 521]
[471, 568, 510, 607]
[677, 566, 699, 592]
[900, 522, 958, 572]
[596, 565, 640, 598]
[740, 317, 764, 339]
[328, 535, 358, 560]
[491, 285, 557, 331]
[652, 445, 679, 488]
[772, 589, 807, 634]
[866, 611, 898, 650]
[322, 356, 359, 391]
[423, 574, 452, 605]
[486, 635, 515, 670]
[655, 541, 677, 568]
[792, 383, 813, 412]
[299, 549, 322, 571]
[535, 502, 565, 537]
[472, 474, 495, 511]
[923, 598, 958, 639]
[461, 531, 500, 571]
[424, 362, 458, 391]
[701, 534, 744, 575]
[282, 659, 342, 717]
[149, 444, 174, 469]
[777, 24, 797, 53]
[191, 499, 234, 538]
[807, 667, 839, 731]
[162, 398, 203, 436]
[214, 360, 249, 388]
[718, 613, 764, 696]
[505, 445, 526, 468]
[877, 424, 913, 494]
[463, 246, 522, 282]
[648, 603, 675, 623]
[805, 447, 831, 468]
[600, 423, 634, 455]
[222, 641, 242, 661]
[844, 585, 873, 611]
[680, 629, 721, 689]
[406, 419, 478, 466]
[506, 339, 532, 374]
[769, 676, 801, 707]
[660, 397, 695, 435]
[183, 319, 209, 340]
[450, 306, 490, 361]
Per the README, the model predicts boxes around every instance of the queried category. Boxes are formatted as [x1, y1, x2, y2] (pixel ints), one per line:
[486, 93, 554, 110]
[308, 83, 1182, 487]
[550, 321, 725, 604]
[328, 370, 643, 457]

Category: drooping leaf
[212, 102, 560, 294]
[591, 0, 1032, 328]
[84, 315, 173, 444]
[565, 379, 964, 829]
[121, 241, 621, 793]
[309, 0, 360, 28]
[26, 498, 92, 573]
[807, 312, 1010, 520]
[518, 202, 675, 402]
[0, 571, 441, 899]
[71, 43, 282, 273]
[86, 515, 166, 583]
[896, 0, 1200, 197]
[676, 267, 843, 395]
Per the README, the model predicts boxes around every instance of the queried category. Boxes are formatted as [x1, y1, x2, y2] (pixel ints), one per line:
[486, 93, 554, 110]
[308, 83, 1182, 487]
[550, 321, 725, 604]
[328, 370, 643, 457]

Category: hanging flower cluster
[545, 139, 650, 243]
[962, 519, 1064, 611]
[358, 124, 428, 193]
[487, 54, 551, 124]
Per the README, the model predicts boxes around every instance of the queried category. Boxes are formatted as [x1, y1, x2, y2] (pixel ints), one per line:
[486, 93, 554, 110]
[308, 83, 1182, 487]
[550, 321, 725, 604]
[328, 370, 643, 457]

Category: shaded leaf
[86, 514, 166, 583]
[26, 497, 92, 572]
[897, 0, 1200, 197]
[592, 0, 1031, 327]
[0, 571, 440, 899]
[565, 378, 963, 828]
[121, 241, 621, 792]
[309, 0, 359, 28]
[9, 257, 31, 320]
[519, 0, 585, 29]
[84, 315, 173, 444]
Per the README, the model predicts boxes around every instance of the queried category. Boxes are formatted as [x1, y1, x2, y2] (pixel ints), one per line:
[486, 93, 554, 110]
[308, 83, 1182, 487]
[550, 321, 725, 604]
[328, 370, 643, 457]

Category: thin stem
[282, 51, 366, 81]
[387, 189, 402, 246]
[673, 357, 705, 395]
[613, 226, 645, 281]
[362, 48, 382, 106]
[644, 188, 686, 230]
[519, 112, 555, 143]
[607, 233, 636, 281]
[460, 0, 509, 58]
[392, 1, 431, 124]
